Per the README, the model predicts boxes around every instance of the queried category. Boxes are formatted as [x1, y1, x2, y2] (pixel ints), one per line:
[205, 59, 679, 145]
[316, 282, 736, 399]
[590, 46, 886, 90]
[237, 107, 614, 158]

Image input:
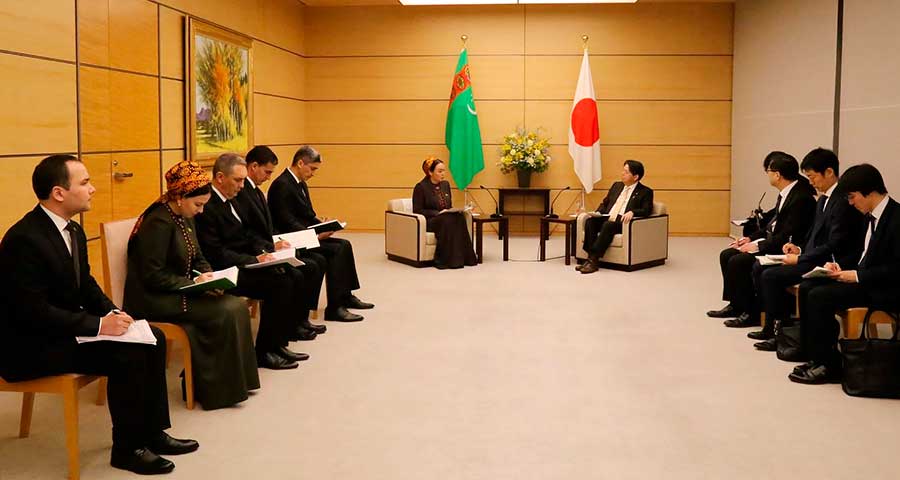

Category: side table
[539, 216, 577, 265]
[472, 216, 509, 263]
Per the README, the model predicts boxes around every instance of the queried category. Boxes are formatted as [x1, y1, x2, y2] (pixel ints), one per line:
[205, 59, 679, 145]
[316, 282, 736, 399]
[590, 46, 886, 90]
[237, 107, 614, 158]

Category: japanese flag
[568, 50, 601, 193]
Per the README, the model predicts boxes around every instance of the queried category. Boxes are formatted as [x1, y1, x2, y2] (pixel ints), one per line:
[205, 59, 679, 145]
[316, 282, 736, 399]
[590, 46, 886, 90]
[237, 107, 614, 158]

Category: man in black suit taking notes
[578, 159, 654, 274]
[0, 155, 197, 475]
[267, 145, 373, 322]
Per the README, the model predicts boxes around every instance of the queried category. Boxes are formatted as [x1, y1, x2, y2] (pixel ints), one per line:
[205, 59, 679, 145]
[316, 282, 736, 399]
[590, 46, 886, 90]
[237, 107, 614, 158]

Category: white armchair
[384, 198, 473, 267]
[575, 201, 669, 271]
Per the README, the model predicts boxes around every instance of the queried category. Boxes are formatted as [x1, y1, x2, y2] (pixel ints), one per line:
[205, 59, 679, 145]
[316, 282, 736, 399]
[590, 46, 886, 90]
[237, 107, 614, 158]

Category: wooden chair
[839, 308, 898, 339]
[99, 218, 195, 410]
[0, 374, 105, 480]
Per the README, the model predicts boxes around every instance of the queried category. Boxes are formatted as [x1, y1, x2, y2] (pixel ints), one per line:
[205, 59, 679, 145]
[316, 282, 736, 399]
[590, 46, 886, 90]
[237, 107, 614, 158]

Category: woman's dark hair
[184, 184, 211, 198]
[838, 164, 888, 196]
[800, 148, 839, 176]
[424, 158, 444, 173]
[767, 152, 800, 181]
[33, 154, 78, 200]
[624, 159, 644, 180]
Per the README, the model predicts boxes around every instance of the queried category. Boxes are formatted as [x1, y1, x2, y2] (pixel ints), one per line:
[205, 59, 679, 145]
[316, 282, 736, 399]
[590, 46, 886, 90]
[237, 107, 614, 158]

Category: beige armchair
[384, 198, 473, 267]
[575, 202, 669, 271]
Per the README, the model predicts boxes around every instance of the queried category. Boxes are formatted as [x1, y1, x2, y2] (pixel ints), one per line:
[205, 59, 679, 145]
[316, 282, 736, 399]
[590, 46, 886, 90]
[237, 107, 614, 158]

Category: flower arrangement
[498, 128, 551, 174]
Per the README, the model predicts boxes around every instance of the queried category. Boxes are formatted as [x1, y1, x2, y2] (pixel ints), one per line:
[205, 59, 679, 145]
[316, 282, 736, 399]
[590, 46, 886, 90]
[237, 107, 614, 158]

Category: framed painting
[186, 18, 253, 166]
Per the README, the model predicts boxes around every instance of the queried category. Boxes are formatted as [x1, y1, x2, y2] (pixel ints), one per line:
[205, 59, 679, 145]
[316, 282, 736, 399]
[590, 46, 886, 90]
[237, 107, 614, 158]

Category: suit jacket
[268, 169, 318, 234]
[750, 180, 817, 254]
[412, 177, 453, 219]
[596, 182, 654, 218]
[123, 203, 212, 320]
[799, 184, 866, 267]
[194, 191, 268, 270]
[857, 198, 900, 306]
[0, 206, 115, 381]
[233, 178, 277, 253]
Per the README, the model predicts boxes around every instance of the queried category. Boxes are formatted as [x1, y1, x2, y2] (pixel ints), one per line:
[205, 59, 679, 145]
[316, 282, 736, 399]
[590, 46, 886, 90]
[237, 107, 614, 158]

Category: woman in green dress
[124, 160, 259, 410]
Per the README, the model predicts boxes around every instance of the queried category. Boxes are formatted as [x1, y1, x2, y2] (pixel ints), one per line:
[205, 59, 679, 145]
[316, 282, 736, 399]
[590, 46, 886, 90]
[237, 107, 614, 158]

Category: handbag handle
[859, 309, 900, 341]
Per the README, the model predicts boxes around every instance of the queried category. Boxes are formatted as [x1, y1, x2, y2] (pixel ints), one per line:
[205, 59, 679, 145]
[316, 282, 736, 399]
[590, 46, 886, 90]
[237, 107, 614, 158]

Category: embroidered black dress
[412, 177, 477, 269]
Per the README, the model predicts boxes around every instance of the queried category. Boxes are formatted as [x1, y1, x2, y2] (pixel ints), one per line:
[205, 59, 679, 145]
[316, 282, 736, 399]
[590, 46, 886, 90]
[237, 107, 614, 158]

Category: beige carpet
[1, 234, 898, 479]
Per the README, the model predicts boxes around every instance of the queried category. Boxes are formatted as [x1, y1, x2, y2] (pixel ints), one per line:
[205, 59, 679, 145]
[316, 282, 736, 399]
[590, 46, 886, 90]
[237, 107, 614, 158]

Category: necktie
[255, 187, 267, 209]
[227, 199, 242, 223]
[65, 221, 81, 288]
[766, 194, 783, 233]
[860, 214, 876, 266]
[818, 194, 828, 213]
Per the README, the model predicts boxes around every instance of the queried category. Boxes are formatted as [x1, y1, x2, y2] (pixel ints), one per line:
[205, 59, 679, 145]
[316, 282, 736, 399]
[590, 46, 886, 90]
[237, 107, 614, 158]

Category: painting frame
[186, 18, 254, 167]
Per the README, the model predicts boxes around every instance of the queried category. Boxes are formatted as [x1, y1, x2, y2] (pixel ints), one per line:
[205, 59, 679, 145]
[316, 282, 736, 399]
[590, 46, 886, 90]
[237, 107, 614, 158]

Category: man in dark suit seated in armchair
[578, 159, 654, 274]
[267, 145, 373, 322]
[0, 155, 197, 475]
[790, 164, 900, 384]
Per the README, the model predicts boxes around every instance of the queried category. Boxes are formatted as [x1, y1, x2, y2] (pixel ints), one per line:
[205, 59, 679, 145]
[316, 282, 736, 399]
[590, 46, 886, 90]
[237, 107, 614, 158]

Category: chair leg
[62, 380, 81, 480]
[96, 377, 107, 406]
[19, 392, 35, 438]
[844, 308, 867, 338]
[182, 342, 195, 410]
[166, 339, 175, 368]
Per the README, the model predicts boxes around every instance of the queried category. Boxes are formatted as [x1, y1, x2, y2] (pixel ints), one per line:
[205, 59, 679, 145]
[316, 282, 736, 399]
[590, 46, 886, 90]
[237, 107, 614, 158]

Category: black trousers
[718, 248, 764, 315]
[312, 237, 361, 307]
[759, 263, 813, 334]
[234, 268, 306, 352]
[582, 216, 622, 257]
[293, 254, 324, 317]
[26, 327, 171, 449]
[801, 280, 869, 367]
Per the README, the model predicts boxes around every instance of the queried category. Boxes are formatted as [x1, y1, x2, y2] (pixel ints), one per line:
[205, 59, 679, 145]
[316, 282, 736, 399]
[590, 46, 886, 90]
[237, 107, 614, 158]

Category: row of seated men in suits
[0, 146, 373, 475]
[707, 148, 899, 385]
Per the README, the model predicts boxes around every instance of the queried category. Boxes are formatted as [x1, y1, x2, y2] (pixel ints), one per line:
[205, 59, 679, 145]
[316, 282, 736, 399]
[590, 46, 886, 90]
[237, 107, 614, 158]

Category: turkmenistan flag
[445, 49, 484, 191]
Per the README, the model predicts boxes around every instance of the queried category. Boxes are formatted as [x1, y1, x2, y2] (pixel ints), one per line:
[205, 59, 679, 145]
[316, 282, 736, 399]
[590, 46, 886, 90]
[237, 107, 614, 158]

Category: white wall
[839, 0, 900, 193]
[731, 0, 838, 219]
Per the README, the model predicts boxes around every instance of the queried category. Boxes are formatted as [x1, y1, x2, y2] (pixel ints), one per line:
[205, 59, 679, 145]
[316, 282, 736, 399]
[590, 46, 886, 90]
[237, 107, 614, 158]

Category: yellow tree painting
[188, 19, 252, 163]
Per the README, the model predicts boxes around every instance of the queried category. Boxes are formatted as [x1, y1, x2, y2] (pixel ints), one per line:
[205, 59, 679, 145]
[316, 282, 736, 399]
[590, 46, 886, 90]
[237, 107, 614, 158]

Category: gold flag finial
[581, 35, 589, 50]
[461, 34, 468, 48]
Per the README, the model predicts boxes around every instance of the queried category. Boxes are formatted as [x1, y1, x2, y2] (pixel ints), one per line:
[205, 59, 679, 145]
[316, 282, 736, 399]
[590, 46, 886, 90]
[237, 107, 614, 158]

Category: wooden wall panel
[80, 67, 160, 152]
[254, 95, 305, 146]
[0, 55, 77, 155]
[161, 149, 188, 191]
[108, 0, 159, 75]
[524, 56, 733, 100]
[523, 3, 733, 55]
[0, 157, 45, 235]
[0, 0, 75, 61]
[111, 152, 162, 220]
[304, 6, 524, 56]
[159, 6, 185, 80]
[577, 189, 729, 235]
[255, 0, 306, 55]
[79, 66, 111, 152]
[308, 187, 412, 231]
[305, 56, 524, 101]
[525, 100, 732, 147]
[304, 100, 522, 145]
[77, 0, 109, 67]
[255, 43, 305, 100]
[81, 154, 113, 239]
[161, 79, 185, 149]
[156, 0, 257, 41]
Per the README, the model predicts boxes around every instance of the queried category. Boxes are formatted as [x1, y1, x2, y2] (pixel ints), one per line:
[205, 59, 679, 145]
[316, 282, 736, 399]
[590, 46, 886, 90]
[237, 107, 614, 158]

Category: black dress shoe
[754, 338, 777, 351]
[148, 431, 199, 456]
[724, 313, 758, 328]
[111, 447, 175, 475]
[707, 304, 738, 318]
[792, 361, 817, 375]
[304, 322, 327, 334]
[324, 306, 364, 322]
[292, 327, 317, 341]
[345, 295, 375, 309]
[580, 260, 599, 274]
[788, 364, 840, 384]
[747, 329, 774, 340]
[257, 351, 299, 370]
[277, 346, 309, 362]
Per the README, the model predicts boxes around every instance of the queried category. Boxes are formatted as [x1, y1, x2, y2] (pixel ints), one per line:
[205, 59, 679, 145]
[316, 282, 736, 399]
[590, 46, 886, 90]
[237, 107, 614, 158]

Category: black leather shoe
[324, 306, 364, 322]
[148, 431, 199, 456]
[792, 361, 817, 375]
[788, 364, 840, 384]
[754, 338, 777, 351]
[707, 304, 738, 318]
[724, 313, 758, 328]
[304, 322, 326, 334]
[579, 260, 599, 274]
[747, 329, 773, 340]
[277, 346, 309, 362]
[292, 327, 317, 341]
[111, 447, 175, 475]
[257, 351, 299, 370]
[345, 295, 374, 309]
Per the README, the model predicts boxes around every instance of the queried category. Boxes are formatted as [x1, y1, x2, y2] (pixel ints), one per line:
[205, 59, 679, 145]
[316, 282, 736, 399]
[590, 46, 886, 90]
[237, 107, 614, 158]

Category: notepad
[244, 249, 305, 269]
[273, 229, 320, 251]
[585, 212, 610, 218]
[802, 266, 833, 279]
[731, 219, 750, 226]
[76, 319, 157, 345]
[439, 206, 472, 214]
[178, 266, 238, 293]
[757, 256, 783, 266]
[307, 219, 347, 234]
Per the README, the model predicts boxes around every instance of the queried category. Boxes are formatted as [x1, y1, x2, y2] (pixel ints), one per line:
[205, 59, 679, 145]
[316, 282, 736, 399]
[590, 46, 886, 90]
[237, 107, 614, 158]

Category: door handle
[113, 172, 134, 180]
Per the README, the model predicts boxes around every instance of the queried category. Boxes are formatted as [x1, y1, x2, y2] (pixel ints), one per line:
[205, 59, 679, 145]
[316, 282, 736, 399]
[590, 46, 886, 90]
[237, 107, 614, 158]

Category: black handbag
[776, 322, 805, 362]
[839, 310, 900, 398]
